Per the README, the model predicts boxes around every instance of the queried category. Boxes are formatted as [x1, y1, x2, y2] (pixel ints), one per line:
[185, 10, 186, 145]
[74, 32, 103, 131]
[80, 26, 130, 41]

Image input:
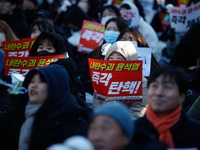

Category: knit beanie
[104, 41, 138, 60]
[90, 103, 134, 138]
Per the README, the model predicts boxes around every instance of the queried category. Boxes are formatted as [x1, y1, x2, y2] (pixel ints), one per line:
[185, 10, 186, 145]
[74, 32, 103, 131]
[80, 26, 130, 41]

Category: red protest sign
[78, 20, 105, 54]
[3, 55, 63, 76]
[158, 13, 170, 31]
[178, 0, 190, 7]
[89, 59, 143, 103]
[2, 38, 36, 52]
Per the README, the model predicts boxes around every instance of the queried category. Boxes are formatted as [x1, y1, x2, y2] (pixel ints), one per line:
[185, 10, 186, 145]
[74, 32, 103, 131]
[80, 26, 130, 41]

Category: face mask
[101, 16, 116, 25]
[36, 50, 57, 56]
[104, 31, 120, 44]
[132, 41, 138, 47]
[0, 33, 6, 47]
[77, 2, 89, 13]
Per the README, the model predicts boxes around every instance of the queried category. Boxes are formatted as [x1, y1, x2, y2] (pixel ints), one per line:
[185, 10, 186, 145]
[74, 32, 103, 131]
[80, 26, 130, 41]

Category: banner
[177, 0, 190, 8]
[138, 0, 154, 13]
[78, 20, 105, 54]
[89, 59, 143, 103]
[120, 9, 140, 29]
[4, 55, 63, 76]
[170, 2, 200, 33]
[2, 38, 36, 57]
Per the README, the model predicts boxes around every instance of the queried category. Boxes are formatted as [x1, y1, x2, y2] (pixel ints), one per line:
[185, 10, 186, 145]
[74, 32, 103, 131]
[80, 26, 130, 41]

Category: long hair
[0, 20, 19, 41]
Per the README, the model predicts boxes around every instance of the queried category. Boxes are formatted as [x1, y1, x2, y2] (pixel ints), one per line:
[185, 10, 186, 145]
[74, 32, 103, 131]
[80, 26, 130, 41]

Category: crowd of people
[0, 0, 200, 150]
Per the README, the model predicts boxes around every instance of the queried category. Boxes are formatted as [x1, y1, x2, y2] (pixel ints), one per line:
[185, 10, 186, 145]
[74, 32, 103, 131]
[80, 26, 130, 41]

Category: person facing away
[133, 66, 200, 149]
[88, 103, 134, 150]
[0, 65, 89, 150]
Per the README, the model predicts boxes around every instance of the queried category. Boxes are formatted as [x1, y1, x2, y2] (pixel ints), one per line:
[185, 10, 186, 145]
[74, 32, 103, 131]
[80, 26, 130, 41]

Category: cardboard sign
[170, 2, 200, 33]
[78, 20, 105, 54]
[2, 38, 36, 57]
[177, 0, 190, 8]
[158, 13, 170, 31]
[120, 9, 140, 29]
[136, 47, 151, 77]
[138, 0, 154, 13]
[89, 59, 143, 103]
[3, 55, 63, 76]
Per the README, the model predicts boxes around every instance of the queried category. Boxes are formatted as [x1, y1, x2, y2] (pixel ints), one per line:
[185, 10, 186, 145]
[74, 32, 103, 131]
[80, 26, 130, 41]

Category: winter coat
[29, 31, 69, 58]
[93, 77, 148, 120]
[0, 9, 29, 39]
[0, 65, 88, 150]
[133, 110, 200, 149]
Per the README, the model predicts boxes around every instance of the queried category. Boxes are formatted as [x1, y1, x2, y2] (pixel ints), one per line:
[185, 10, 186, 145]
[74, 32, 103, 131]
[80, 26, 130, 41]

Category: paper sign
[89, 59, 143, 103]
[136, 47, 151, 77]
[2, 38, 36, 52]
[177, 0, 190, 8]
[3, 55, 63, 76]
[120, 9, 140, 29]
[158, 13, 170, 31]
[170, 2, 200, 33]
[78, 20, 105, 54]
[138, 0, 154, 13]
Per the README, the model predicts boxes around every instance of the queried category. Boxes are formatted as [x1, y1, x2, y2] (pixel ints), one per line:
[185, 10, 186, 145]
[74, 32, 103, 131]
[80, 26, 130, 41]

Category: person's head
[117, 27, 149, 47]
[100, 5, 120, 24]
[23, 65, 71, 109]
[22, 0, 38, 11]
[104, 17, 128, 44]
[88, 103, 134, 150]
[33, 9, 53, 25]
[0, 0, 18, 15]
[187, 0, 200, 6]
[119, 1, 138, 11]
[147, 66, 190, 117]
[0, 20, 19, 45]
[105, 41, 138, 61]
[29, 20, 54, 38]
[29, 31, 68, 58]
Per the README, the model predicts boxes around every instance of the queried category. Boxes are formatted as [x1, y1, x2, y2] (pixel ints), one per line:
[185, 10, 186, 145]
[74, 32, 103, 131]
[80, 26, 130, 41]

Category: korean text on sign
[78, 20, 105, 54]
[89, 59, 143, 103]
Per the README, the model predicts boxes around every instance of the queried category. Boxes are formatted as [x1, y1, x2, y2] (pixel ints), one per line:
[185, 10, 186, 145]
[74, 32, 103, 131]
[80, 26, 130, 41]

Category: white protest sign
[138, 0, 154, 13]
[136, 47, 151, 77]
[170, 2, 200, 33]
[120, 9, 140, 29]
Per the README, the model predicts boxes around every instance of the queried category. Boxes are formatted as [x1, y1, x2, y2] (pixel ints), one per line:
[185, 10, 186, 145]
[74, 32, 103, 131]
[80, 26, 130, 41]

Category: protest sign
[89, 59, 143, 103]
[2, 38, 36, 57]
[158, 13, 170, 31]
[3, 55, 63, 76]
[120, 9, 140, 29]
[78, 20, 105, 54]
[136, 47, 151, 77]
[112, 0, 122, 8]
[170, 2, 200, 33]
[177, 0, 190, 8]
[138, 0, 154, 13]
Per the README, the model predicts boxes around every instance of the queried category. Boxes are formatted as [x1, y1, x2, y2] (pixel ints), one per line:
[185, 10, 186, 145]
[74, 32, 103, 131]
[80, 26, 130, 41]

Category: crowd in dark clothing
[1, 0, 200, 150]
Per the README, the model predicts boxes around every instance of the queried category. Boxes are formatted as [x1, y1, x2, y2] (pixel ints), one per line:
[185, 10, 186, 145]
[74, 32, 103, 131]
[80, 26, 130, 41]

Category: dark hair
[29, 20, 54, 38]
[105, 17, 128, 32]
[37, 36, 57, 52]
[117, 27, 149, 47]
[100, 5, 120, 18]
[187, 0, 200, 6]
[148, 66, 189, 94]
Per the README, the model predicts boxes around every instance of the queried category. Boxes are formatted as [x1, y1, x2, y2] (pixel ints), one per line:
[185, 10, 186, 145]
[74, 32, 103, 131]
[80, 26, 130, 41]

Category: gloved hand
[0, 73, 11, 93]
[167, 28, 176, 42]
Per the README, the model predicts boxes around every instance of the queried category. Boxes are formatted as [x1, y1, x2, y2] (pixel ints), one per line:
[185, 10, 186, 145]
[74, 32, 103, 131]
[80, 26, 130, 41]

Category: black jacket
[0, 9, 29, 39]
[133, 110, 200, 150]
[0, 65, 88, 150]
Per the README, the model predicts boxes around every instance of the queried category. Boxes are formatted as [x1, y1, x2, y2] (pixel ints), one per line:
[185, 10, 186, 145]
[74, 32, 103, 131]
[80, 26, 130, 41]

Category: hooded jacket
[29, 31, 68, 58]
[0, 65, 88, 150]
[120, 1, 161, 61]
[93, 41, 148, 120]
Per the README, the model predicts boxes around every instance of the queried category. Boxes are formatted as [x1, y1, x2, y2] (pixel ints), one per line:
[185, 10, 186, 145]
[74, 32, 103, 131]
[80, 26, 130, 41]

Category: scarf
[18, 101, 44, 150]
[146, 104, 182, 148]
